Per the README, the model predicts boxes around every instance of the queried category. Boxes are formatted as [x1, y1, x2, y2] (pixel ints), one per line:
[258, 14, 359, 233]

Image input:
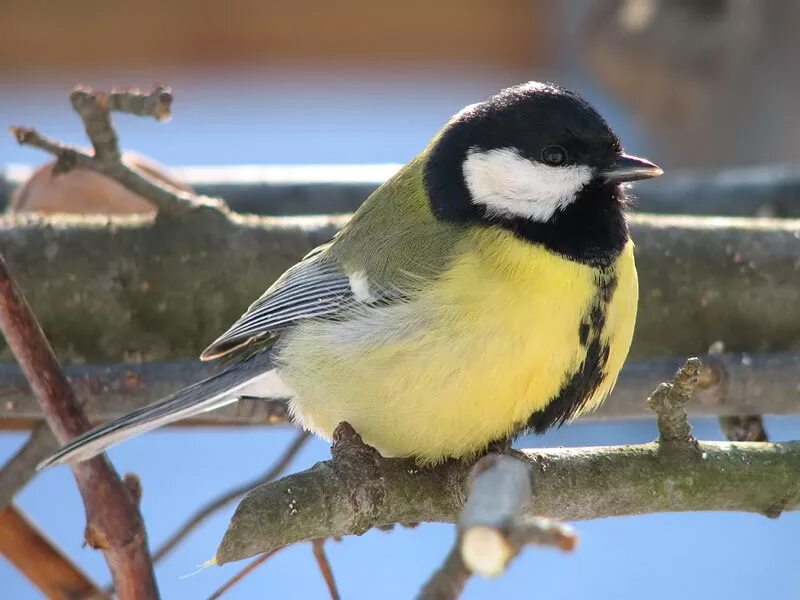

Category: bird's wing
[202, 155, 464, 360]
[200, 245, 377, 359]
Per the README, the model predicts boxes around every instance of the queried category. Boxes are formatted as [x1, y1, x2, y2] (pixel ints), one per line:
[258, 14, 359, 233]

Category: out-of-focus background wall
[3, 1, 799, 169]
[1, 1, 798, 598]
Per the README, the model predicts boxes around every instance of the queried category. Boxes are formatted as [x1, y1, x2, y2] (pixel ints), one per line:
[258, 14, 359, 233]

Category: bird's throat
[500, 182, 629, 267]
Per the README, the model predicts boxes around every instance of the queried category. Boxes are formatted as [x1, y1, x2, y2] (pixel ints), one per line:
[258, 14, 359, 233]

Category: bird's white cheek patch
[463, 147, 593, 222]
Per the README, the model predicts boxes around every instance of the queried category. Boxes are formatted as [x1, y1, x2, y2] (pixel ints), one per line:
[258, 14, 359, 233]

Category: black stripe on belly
[525, 269, 618, 433]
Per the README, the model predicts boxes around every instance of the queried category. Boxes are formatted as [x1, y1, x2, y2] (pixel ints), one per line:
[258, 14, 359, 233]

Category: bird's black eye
[542, 145, 567, 166]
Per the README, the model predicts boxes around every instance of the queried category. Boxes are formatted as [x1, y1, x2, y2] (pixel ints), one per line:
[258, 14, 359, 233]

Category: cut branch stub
[458, 454, 576, 579]
[647, 357, 702, 451]
[459, 454, 531, 576]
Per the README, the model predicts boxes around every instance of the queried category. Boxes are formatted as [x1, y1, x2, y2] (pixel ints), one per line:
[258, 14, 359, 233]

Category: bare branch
[216, 438, 800, 565]
[0, 504, 104, 600]
[458, 455, 530, 576]
[0, 211, 797, 364]
[417, 546, 471, 600]
[11, 125, 223, 218]
[0, 423, 57, 509]
[0, 256, 159, 599]
[152, 430, 310, 563]
[312, 539, 341, 600]
[69, 86, 172, 162]
[11, 85, 227, 218]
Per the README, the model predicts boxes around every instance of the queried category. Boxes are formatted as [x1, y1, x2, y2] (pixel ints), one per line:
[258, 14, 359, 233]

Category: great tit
[40, 81, 662, 468]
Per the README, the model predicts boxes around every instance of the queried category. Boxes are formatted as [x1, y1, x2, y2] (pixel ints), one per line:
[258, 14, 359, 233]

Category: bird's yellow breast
[279, 229, 638, 464]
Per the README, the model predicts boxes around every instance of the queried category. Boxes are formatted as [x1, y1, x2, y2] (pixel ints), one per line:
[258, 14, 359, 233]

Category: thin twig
[0, 256, 158, 599]
[0, 503, 105, 600]
[11, 85, 227, 217]
[312, 539, 341, 600]
[416, 546, 471, 600]
[506, 517, 578, 552]
[152, 430, 310, 563]
[647, 357, 702, 449]
[0, 423, 57, 509]
[206, 548, 284, 600]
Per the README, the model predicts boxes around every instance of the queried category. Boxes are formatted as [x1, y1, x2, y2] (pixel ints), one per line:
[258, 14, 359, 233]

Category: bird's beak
[601, 154, 663, 183]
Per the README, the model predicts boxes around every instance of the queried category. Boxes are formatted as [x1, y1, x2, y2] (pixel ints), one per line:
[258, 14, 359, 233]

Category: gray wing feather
[201, 250, 355, 359]
[38, 352, 276, 468]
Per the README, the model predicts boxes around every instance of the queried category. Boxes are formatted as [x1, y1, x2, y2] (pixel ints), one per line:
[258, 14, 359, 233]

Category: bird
[39, 81, 662, 469]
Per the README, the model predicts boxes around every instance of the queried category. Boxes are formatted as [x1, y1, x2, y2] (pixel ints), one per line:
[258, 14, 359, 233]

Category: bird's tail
[38, 352, 279, 470]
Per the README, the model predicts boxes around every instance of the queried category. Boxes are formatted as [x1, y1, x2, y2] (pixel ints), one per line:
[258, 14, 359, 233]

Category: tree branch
[11, 85, 226, 217]
[215, 438, 800, 565]
[0, 504, 104, 600]
[0, 256, 159, 599]
[417, 546, 471, 600]
[0, 213, 797, 364]
[70, 86, 172, 163]
[456, 454, 576, 578]
[0, 423, 57, 509]
[311, 539, 341, 600]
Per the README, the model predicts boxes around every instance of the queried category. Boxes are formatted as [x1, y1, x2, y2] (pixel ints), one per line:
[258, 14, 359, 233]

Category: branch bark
[0, 504, 103, 600]
[11, 86, 225, 218]
[0, 213, 797, 363]
[0, 256, 159, 599]
[311, 539, 341, 600]
[215, 438, 800, 565]
[1, 352, 796, 427]
[0, 423, 57, 508]
[647, 357, 701, 449]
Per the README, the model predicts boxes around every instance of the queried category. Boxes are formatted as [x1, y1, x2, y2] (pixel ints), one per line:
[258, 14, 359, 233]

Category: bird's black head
[424, 82, 662, 266]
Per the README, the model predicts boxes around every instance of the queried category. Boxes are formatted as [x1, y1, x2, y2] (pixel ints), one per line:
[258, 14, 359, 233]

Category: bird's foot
[485, 436, 514, 456]
[331, 421, 382, 461]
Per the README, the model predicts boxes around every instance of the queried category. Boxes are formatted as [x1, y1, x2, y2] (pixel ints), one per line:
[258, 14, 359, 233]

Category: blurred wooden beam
[0, 353, 797, 430]
[0, 0, 548, 73]
[0, 503, 103, 600]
